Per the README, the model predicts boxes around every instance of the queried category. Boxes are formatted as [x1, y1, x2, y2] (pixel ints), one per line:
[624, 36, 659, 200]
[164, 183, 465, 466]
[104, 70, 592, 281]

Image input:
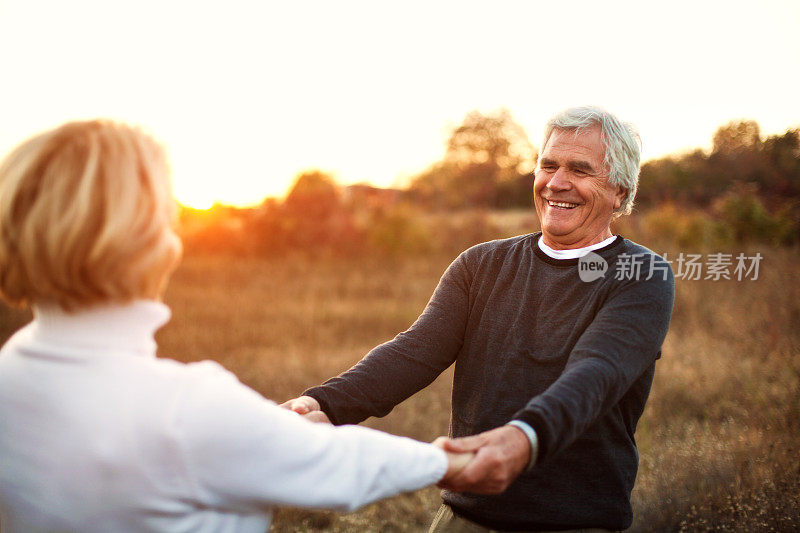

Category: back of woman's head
[0, 120, 182, 310]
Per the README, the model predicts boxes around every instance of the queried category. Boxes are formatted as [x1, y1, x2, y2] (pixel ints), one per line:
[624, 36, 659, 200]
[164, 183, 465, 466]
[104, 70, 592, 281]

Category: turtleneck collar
[30, 300, 171, 358]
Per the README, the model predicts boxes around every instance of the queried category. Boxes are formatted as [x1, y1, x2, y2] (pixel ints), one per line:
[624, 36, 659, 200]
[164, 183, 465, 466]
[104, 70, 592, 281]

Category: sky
[1, 0, 798, 208]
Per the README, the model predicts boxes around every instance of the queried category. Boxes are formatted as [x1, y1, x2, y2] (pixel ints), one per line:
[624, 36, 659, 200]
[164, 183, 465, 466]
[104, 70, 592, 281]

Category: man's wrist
[505, 420, 538, 471]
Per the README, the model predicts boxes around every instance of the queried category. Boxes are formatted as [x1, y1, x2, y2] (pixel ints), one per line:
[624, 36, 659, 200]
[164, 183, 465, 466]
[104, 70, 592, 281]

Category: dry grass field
[1, 234, 798, 531]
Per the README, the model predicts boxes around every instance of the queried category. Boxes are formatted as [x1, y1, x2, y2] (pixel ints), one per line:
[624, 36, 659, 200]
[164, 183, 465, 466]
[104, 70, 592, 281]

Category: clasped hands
[280, 396, 531, 494]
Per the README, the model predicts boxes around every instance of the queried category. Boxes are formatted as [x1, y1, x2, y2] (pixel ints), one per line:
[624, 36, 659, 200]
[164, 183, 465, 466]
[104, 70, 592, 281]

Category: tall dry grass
[629, 245, 799, 532]
[1, 225, 797, 531]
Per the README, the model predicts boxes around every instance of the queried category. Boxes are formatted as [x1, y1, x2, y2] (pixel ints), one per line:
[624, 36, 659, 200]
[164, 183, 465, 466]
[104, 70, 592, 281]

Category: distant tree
[285, 170, 342, 219]
[445, 108, 536, 174]
[713, 182, 798, 245]
[246, 198, 293, 254]
[495, 172, 534, 209]
[277, 170, 361, 253]
[410, 109, 536, 209]
[637, 156, 686, 206]
[638, 120, 800, 236]
[762, 129, 800, 199]
[712, 120, 762, 155]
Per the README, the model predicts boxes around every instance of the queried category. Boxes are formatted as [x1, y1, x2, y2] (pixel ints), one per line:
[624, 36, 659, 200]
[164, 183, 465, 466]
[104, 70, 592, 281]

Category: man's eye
[542, 166, 557, 172]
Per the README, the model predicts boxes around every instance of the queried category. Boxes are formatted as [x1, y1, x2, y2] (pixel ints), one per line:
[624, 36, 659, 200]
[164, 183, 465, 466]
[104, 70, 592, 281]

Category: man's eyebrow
[566, 160, 597, 173]
[539, 158, 598, 173]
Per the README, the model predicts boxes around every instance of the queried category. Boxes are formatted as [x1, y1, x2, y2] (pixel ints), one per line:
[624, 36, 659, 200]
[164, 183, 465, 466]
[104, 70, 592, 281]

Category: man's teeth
[547, 200, 578, 209]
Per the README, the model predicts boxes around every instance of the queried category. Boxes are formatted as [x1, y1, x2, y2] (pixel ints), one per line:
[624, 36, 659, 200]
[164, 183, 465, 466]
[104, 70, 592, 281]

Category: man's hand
[279, 396, 331, 424]
[435, 426, 531, 494]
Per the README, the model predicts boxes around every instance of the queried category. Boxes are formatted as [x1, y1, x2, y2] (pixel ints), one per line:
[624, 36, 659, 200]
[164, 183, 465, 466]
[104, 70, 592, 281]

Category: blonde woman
[0, 121, 470, 532]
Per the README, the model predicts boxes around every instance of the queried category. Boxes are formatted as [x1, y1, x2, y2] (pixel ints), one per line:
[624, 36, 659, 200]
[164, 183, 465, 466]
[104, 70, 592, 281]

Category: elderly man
[283, 106, 674, 532]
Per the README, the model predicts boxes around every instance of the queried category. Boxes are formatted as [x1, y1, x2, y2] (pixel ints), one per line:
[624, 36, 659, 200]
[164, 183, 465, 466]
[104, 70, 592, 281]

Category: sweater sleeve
[170, 361, 448, 513]
[303, 252, 473, 425]
[512, 259, 675, 463]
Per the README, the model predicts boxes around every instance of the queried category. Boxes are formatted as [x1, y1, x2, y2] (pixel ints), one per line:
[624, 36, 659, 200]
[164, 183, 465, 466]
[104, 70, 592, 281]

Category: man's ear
[613, 187, 627, 210]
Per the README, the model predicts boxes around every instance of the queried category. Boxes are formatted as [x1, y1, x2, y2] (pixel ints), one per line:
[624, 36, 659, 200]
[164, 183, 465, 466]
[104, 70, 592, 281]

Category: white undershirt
[537, 234, 618, 260]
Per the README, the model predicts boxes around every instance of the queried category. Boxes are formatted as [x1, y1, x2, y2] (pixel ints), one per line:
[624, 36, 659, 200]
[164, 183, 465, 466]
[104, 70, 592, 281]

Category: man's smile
[545, 199, 581, 210]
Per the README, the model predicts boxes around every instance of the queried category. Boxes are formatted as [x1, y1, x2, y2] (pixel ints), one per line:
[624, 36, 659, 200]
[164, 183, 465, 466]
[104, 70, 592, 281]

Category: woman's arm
[170, 361, 471, 513]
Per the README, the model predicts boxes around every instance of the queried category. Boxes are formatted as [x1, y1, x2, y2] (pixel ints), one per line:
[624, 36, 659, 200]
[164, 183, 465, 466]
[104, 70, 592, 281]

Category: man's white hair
[541, 106, 641, 216]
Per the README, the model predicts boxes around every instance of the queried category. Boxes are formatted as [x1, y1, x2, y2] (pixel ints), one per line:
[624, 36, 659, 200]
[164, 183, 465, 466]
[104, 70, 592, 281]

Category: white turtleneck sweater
[0, 300, 447, 533]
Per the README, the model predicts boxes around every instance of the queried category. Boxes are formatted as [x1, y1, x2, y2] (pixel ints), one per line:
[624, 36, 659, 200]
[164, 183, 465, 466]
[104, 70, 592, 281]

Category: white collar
[31, 300, 171, 358]
[537, 234, 618, 260]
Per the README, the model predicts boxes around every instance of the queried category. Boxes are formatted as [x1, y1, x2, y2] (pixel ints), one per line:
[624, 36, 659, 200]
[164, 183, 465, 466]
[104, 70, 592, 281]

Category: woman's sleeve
[168, 361, 447, 513]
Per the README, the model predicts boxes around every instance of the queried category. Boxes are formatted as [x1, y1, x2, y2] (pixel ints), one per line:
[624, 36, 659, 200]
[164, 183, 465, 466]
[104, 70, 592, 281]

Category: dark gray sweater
[305, 233, 674, 531]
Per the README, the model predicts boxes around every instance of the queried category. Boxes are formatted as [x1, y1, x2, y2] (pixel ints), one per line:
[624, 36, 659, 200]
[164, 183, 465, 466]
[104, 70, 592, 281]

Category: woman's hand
[279, 395, 321, 415]
[432, 437, 475, 485]
[279, 396, 331, 424]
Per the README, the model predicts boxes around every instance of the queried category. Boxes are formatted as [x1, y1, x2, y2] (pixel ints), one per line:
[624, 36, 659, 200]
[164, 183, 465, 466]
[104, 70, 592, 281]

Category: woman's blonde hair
[0, 120, 182, 310]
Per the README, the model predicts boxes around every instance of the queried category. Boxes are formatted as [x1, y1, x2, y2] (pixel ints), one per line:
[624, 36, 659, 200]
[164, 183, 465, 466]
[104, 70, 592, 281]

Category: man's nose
[546, 168, 571, 191]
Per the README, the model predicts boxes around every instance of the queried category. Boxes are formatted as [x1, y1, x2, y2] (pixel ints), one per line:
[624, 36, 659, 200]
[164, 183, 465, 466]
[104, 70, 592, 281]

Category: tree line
[180, 110, 800, 255]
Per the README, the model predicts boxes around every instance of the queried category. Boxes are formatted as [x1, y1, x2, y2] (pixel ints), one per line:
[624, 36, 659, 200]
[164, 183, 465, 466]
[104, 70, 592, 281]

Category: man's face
[533, 126, 626, 249]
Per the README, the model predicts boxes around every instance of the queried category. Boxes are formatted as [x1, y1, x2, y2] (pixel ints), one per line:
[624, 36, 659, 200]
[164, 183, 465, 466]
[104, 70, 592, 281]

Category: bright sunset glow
[1, 0, 798, 209]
